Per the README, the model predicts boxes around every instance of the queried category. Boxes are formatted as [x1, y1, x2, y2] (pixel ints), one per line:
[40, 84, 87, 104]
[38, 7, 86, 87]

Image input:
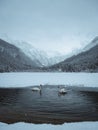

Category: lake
[0, 85, 98, 124]
[0, 72, 98, 124]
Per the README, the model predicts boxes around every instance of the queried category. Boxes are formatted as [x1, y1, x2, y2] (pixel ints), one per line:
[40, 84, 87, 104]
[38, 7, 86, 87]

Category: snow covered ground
[0, 121, 98, 130]
[0, 72, 98, 88]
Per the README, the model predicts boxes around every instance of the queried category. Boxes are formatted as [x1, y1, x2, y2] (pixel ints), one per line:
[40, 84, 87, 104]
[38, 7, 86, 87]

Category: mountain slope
[83, 36, 98, 52]
[49, 41, 98, 72]
[12, 41, 70, 66]
[0, 39, 41, 72]
[12, 41, 50, 66]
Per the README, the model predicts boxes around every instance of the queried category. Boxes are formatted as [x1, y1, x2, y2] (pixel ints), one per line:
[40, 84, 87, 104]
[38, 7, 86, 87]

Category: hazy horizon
[0, 0, 98, 55]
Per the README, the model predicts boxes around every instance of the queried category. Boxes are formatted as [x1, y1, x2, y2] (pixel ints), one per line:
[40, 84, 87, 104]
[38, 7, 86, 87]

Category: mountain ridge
[0, 39, 41, 72]
[0, 36, 98, 72]
[49, 38, 98, 72]
[83, 36, 98, 52]
[10, 40, 70, 66]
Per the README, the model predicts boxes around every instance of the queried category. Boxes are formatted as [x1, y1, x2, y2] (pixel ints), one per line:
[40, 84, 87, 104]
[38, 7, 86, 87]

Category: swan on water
[32, 84, 42, 91]
[58, 86, 67, 94]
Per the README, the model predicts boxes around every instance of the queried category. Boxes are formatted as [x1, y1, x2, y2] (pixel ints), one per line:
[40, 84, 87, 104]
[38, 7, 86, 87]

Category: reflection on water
[0, 86, 98, 124]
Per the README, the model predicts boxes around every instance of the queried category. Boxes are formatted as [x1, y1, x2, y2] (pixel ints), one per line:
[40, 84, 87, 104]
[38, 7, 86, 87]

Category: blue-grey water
[0, 85, 98, 124]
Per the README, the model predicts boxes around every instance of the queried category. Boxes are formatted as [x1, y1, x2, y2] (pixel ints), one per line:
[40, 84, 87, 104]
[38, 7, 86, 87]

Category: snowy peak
[2, 36, 98, 69]
[49, 37, 98, 72]
[92, 36, 98, 43]
[12, 41, 50, 67]
[0, 39, 42, 72]
[83, 36, 98, 51]
[11, 41, 68, 67]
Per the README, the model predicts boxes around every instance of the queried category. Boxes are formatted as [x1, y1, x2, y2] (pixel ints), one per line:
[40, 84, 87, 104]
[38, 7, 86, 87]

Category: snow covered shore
[0, 121, 98, 130]
[0, 72, 98, 88]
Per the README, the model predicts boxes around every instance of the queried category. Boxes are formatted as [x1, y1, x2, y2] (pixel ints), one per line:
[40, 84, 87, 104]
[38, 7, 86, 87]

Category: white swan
[58, 86, 67, 94]
[32, 84, 42, 91]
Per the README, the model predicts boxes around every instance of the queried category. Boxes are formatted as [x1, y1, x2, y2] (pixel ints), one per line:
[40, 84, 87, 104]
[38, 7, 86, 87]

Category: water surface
[0, 85, 98, 124]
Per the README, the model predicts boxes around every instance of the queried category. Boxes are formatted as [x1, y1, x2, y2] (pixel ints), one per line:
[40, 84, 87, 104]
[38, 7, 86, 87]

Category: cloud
[0, 0, 98, 54]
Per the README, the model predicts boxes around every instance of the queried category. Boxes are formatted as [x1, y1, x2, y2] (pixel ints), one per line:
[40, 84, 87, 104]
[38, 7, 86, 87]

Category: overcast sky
[0, 0, 98, 54]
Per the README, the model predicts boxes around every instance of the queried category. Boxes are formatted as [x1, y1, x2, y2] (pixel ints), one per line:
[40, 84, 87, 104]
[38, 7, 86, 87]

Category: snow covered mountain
[83, 36, 98, 52]
[2, 36, 98, 69]
[11, 41, 50, 66]
[11, 41, 69, 66]
[1, 35, 98, 72]
[49, 36, 98, 72]
[0, 39, 42, 72]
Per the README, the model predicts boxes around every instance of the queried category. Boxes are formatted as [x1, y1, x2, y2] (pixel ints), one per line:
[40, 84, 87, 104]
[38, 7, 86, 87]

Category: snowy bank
[0, 121, 98, 130]
[0, 72, 98, 88]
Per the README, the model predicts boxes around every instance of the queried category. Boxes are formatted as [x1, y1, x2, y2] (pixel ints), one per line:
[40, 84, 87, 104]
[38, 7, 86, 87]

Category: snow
[10, 41, 74, 66]
[83, 36, 98, 52]
[0, 122, 98, 130]
[0, 72, 98, 88]
[12, 41, 65, 66]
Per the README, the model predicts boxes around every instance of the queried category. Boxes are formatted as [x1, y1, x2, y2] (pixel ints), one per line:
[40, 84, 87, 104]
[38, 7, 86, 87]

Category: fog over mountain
[83, 36, 98, 52]
[0, 0, 98, 54]
[5, 39, 75, 66]
[0, 36, 98, 72]
[0, 39, 42, 72]
[49, 36, 98, 72]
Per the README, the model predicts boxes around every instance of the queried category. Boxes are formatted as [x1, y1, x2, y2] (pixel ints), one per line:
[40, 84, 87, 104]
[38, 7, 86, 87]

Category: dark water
[0, 85, 98, 124]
